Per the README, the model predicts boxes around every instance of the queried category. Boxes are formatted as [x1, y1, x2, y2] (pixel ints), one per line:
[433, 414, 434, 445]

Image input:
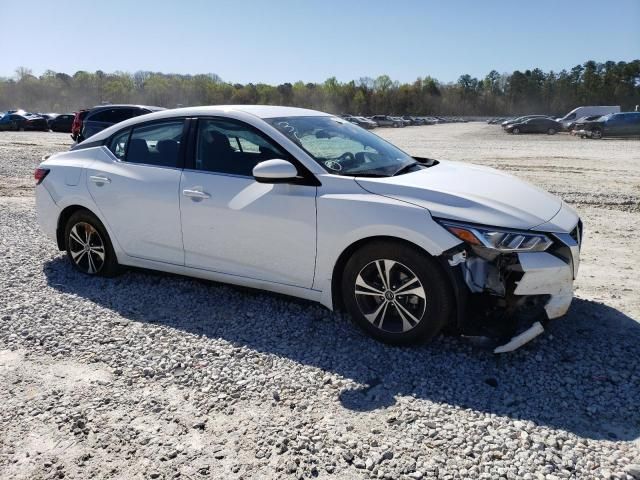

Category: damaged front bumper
[444, 220, 582, 353]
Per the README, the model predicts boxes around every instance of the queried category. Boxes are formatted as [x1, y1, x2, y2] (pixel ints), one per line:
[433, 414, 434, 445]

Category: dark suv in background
[78, 104, 165, 142]
[578, 112, 640, 139]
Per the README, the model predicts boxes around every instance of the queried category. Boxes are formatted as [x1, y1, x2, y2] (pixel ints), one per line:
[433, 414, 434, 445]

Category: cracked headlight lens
[437, 220, 553, 252]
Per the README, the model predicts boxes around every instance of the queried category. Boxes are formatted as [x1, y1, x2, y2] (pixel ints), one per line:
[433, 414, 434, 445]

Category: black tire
[591, 127, 602, 139]
[341, 240, 453, 345]
[547, 128, 556, 135]
[512, 127, 520, 134]
[64, 210, 120, 277]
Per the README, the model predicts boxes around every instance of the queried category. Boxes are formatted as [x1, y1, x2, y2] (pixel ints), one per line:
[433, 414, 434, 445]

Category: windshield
[264, 116, 416, 176]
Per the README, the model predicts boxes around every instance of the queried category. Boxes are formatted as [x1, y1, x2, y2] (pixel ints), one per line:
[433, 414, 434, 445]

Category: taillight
[34, 168, 50, 185]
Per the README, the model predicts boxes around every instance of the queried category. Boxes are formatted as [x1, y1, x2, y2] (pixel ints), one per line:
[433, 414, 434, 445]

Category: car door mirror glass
[253, 159, 298, 183]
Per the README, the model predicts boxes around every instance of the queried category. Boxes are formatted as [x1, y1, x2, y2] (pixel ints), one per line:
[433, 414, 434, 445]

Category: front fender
[313, 177, 461, 308]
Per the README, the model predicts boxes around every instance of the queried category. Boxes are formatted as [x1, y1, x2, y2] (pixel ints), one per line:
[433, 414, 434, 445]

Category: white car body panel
[356, 161, 562, 230]
[179, 170, 317, 288]
[85, 146, 184, 265]
[35, 105, 582, 351]
[314, 174, 461, 306]
[515, 252, 575, 318]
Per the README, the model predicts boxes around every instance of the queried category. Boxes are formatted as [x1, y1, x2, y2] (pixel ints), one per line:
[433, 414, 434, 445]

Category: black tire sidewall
[64, 210, 119, 277]
[341, 240, 453, 345]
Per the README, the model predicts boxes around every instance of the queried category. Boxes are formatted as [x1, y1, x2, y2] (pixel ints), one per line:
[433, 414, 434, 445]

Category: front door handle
[90, 175, 111, 184]
[182, 189, 211, 199]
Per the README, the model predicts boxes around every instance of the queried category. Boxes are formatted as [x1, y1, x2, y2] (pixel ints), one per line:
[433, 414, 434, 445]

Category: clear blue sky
[2, 0, 639, 84]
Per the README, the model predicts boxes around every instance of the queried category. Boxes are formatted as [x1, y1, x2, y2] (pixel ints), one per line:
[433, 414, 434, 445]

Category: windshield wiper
[351, 172, 388, 177]
[392, 161, 420, 176]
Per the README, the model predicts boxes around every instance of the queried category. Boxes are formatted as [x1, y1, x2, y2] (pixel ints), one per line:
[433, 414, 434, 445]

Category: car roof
[89, 104, 165, 112]
[75, 105, 333, 146]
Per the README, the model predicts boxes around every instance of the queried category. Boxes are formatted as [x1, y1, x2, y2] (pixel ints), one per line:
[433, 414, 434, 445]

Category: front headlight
[437, 220, 553, 252]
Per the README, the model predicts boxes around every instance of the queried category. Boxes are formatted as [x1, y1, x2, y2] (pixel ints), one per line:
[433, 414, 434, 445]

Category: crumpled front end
[443, 220, 582, 353]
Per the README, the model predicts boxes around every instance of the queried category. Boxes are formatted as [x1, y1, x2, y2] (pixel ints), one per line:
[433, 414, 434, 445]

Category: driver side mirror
[253, 159, 298, 184]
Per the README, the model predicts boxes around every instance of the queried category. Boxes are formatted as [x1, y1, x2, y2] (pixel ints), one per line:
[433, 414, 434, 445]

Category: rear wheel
[64, 210, 119, 276]
[341, 240, 453, 345]
[547, 128, 556, 135]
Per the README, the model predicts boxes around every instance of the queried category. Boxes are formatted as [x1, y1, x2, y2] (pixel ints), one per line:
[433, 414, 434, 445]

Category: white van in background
[558, 106, 620, 129]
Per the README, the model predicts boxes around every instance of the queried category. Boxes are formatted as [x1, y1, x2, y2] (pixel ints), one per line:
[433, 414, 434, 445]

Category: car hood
[355, 160, 562, 230]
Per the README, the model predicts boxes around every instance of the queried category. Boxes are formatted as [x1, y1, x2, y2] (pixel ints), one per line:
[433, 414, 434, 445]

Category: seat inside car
[199, 130, 233, 172]
[156, 139, 179, 167]
[128, 138, 149, 163]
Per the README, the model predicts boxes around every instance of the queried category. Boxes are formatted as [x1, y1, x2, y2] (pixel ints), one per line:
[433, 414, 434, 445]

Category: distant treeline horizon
[1, 60, 639, 116]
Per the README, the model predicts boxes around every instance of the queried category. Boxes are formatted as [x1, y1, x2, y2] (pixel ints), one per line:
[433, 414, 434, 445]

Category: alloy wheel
[68, 222, 106, 274]
[354, 259, 427, 333]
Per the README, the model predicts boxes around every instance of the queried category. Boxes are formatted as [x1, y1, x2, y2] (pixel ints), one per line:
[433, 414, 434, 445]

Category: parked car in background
[344, 115, 376, 129]
[390, 116, 410, 127]
[567, 115, 603, 133]
[79, 105, 164, 142]
[49, 113, 75, 133]
[501, 115, 548, 129]
[557, 105, 620, 130]
[402, 116, 424, 126]
[35, 105, 581, 352]
[505, 117, 561, 135]
[0, 113, 49, 131]
[370, 115, 404, 127]
[355, 116, 377, 129]
[577, 112, 640, 139]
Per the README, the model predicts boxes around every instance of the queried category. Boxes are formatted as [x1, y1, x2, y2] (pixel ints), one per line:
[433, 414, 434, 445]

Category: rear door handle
[182, 189, 211, 199]
[90, 175, 111, 184]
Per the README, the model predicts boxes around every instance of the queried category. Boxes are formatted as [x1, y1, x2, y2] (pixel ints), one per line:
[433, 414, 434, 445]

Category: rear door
[86, 119, 186, 264]
[627, 114, 640, 136]
[605, 114, 625, 136]
[179, 117, 317, 288]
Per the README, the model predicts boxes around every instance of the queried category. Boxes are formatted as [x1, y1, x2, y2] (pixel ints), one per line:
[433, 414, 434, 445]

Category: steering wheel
[324, 160, 342, 171]
[338, 152, 355, 163]
[324, 152, 356, 172]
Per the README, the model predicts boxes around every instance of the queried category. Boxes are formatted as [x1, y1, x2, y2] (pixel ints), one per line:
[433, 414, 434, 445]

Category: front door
[179, 118, 317, 288]
[86, 120, 186, 264]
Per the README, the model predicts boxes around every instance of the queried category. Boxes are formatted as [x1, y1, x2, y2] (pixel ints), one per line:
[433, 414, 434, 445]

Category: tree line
[1, 60, 638, 116]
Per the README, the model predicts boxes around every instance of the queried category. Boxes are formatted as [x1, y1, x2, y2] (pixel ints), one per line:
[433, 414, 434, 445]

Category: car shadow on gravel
[44, 258, 640, 441]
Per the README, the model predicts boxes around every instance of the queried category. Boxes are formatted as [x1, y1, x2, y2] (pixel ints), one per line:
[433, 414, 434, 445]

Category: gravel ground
[1, 125, 639, 479]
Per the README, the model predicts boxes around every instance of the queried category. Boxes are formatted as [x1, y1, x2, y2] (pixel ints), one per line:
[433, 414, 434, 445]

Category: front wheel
[547, 128, 556, 135]
[341, 240, 453, 345]
[512, 127, 520, 134]
[65, 210, 120, 276]
[591, 128, 602, 139]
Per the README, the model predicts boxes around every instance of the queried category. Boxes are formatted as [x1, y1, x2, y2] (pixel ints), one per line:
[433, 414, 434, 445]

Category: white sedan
[35, 106, 582, 352]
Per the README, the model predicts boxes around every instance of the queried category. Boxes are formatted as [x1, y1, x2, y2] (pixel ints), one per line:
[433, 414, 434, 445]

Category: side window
[565, 113, 576, 120]
[111, 108, 135, 123]
[126, 121, 184, 167]
[195, 119, 287, 176]
[88, 109, 112, 122]
[108, 129, 130, 160]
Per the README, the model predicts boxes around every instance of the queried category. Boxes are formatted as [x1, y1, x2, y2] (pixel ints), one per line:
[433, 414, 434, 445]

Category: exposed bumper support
[494, 321, 545, 354]
[449, 223, 581, 353]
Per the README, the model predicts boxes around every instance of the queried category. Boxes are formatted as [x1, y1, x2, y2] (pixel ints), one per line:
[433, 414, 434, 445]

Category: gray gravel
[1, 127, 639, 479]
